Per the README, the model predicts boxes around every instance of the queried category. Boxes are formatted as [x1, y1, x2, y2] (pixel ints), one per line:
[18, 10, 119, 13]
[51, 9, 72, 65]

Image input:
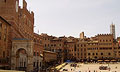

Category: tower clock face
[16, 1, 18, 12]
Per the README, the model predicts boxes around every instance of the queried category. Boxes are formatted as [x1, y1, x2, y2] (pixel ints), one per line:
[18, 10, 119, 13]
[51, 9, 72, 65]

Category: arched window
[16, 1, 18, 12]
[96, 53, 98, 55]
[101, 53, 103, 55]
[33, 51, 36, 56]
[40, 62, 41, 67]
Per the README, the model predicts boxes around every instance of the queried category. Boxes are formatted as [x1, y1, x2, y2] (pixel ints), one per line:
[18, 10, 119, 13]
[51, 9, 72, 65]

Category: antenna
[38, 30, 39, 34]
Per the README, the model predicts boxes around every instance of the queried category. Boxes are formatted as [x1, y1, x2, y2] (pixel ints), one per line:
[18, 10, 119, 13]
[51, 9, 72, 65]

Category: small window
[84, 53, 86, 56]
[5, 0, 6, 2]
[81, 53, 82, 55]
[34, 52, 36, 56]
[37, 61, 39, 67]
[3, 51, 5, 58]
[44, 44, 46, 47]
[4, 35, 6, 41]
[106, 40, 108, 42]
[33, 62, 35, 67]
[45, 38, 46, 40]
[37, 52, 39, 56]
[101, 53, 103, 55]
[119, 51, 120, 53]
[88, 53, 90, 55]
[59, 44, 61, 46]
[51, 44, 53, 46]
[81, 48, 83, 51]
[40, 62, 41, 67]
[84, 44, 86, 47]
[75, 54, 76, 56]
[108, 53, 111, 55]
[24, 62, 26, 67]
[81, 44, 83, 47]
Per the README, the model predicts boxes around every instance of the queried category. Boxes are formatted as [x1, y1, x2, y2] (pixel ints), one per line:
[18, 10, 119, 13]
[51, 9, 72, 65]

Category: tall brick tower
[80, 32, 85, 39]
[0, 0, 34, 39]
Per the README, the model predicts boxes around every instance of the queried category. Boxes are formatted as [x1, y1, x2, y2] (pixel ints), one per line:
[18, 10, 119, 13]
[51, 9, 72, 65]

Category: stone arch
[16, 48, 28, 71]
[11, 39, 33, 72]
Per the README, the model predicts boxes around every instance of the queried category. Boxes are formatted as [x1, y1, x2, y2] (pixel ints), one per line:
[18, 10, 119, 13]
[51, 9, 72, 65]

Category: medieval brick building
[0, 16, 11, 69]
[0, 0, 43, 72]
[0, 0, 120, 72]
[40, 33, 120, 62]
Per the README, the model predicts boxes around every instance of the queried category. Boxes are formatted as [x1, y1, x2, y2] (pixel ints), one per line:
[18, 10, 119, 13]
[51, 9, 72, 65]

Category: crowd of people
[61, 63, 119, 72]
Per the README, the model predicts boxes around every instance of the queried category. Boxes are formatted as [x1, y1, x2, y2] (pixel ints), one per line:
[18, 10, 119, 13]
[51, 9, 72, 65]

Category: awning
[111, 60, 116, 61]
[98, 60, 103, 61]
[55, 63, 66, 70]
[40, 54, 43, 57]
[104, 60, 110, 61]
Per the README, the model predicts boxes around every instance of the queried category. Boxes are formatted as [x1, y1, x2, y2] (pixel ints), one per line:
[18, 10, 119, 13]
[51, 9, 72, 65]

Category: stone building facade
[11, 38, 34, 72]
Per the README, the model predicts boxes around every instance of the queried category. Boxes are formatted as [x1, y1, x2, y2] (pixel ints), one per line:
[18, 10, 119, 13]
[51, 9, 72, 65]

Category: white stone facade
[11, 39, 34, 72]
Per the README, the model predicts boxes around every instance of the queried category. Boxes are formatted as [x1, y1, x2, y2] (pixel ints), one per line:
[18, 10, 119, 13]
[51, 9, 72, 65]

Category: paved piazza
[60, 62, 120, 72]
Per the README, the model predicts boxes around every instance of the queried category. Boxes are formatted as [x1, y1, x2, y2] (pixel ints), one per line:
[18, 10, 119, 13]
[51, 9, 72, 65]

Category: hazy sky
[20, 0, 120, 38]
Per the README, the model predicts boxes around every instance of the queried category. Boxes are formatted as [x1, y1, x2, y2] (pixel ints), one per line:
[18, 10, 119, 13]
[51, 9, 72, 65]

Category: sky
[20, 0, 120, 38]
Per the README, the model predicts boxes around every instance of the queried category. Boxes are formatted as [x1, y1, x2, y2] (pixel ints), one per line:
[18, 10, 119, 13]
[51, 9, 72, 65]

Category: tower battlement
[97, 34, 112, 36]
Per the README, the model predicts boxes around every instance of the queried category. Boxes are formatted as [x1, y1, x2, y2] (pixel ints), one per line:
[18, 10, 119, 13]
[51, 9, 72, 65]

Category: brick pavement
[60, 62, 120, 72]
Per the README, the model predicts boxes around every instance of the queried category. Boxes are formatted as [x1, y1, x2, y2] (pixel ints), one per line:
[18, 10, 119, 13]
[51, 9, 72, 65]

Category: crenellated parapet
[97, 33, 112, 36]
